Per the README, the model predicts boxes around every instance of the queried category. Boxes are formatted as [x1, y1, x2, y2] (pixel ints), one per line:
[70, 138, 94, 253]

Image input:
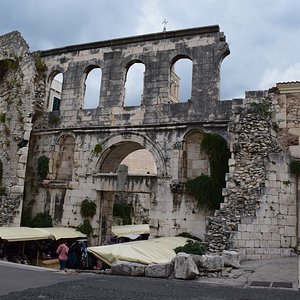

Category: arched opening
[182, 130, 209, 180]
[49, 73, 63, 111]
[98, 142, 157, 233]
[170, 57, 193, 103]
[124, 62, 145, 106]
[113, 149, 156, 225]
[56, 135, 75, 181]
[83, 67, 102, 109]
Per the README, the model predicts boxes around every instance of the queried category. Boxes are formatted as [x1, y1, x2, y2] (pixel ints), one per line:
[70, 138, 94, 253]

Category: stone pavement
[198, 256, 299, 290]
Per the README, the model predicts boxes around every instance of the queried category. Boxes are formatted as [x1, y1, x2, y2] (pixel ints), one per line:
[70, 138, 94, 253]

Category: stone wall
[206, 88, 300, 259]
[0, 31, 41, 226]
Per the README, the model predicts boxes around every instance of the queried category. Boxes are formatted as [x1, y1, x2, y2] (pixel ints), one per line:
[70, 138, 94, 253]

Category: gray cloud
[1, 0, 299, 100]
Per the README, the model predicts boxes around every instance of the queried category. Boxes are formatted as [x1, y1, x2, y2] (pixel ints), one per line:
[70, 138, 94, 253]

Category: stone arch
[124, 59, 145, 106]
[95, 132, 167, 176]
[182, 129, 209, 180]
[169, 55, 193, 103]
[82, 64, 102, 109]
[55, 133, 75, 181]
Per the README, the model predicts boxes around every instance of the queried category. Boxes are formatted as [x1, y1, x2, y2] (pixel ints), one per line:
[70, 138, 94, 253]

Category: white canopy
[111, 224, 149, 239]
[88, 236, 189, 266]
[0, 227, 86, 242]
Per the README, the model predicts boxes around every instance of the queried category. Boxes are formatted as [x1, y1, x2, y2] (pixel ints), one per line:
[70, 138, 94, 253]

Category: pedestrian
[56, 240, 69, 271]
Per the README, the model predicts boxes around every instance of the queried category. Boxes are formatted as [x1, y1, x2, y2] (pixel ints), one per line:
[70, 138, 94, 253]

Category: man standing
[56, 240, 69, 271]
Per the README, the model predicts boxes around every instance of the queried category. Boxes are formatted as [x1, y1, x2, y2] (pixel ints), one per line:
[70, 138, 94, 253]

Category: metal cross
[162, 19, 168, 32]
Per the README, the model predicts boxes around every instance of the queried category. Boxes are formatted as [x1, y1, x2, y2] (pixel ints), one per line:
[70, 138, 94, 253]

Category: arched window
[83, 67, 102, 109]
[124, 62, 145, 106]
[56, 135, 75, 181]
[49, 73, 63, 111]
[182, 130, 209, 180]
[170, 58, 193, 103]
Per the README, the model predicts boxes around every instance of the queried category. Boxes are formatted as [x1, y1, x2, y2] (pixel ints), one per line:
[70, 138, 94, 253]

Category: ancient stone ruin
[0, 25, 299, 260]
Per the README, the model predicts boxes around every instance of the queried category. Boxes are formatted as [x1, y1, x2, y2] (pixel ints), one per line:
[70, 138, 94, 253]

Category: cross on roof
[162, 19, 168, 32]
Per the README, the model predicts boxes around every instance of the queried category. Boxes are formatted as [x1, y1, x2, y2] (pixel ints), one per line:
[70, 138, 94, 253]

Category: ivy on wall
[80, 198, 97, 218]
[185, 133, 230, 211]
[0, 159, 5, 196]
[37, 155, 49, 180]
[113, 203, 132, 225]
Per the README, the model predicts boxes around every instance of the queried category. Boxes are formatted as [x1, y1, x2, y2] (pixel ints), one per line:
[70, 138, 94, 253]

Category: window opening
[83, 67, 102, 109]
[49, 73, 63, 111]
[124, 63, 145, 106]
[170, 58, 192, 102]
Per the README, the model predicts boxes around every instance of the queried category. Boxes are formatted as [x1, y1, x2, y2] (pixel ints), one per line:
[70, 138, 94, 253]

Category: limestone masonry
[0, 25, 299, 259]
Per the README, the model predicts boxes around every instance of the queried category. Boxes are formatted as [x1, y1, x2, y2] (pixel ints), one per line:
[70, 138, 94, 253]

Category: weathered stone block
[198, 255, 224, 272]
[172, 253, 199, 280]
[145, 262, 173, 278]
[111, 261, 146, 276]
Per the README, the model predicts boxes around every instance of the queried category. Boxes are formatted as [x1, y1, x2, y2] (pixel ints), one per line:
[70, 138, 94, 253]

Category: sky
[1, 0, 300, 106]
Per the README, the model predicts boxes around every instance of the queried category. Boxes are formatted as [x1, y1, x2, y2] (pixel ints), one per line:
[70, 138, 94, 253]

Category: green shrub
[30, 212, 53, 228]
[80, 198, 97, 218]
[177, 232, 202, 242]
[290, 160, 300, 176]
[37, 155, 49, 180]
[0, 112, 6, 123]
[185, 175, 221, 211]
[0, 186, 6, 196]
[33, 53, 48, 79]
[174, 239, 207, 255]
[113, 203, 132, 225]
[94, 144, 103, 155]
[76, 219, 93, 237]
[0, 159, 3, 184]
[185, 133, 230, 211]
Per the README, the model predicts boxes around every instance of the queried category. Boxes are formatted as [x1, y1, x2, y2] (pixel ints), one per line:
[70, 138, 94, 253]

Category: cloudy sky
[1, 0, 300, 104]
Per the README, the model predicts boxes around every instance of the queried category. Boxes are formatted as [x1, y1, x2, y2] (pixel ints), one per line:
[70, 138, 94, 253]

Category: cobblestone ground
[0, 275, 300, 300]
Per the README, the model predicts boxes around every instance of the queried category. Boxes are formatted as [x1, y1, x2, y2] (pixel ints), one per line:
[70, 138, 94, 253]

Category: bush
[174, 239, 207, 255]
[37, 155, 49, 180]
[76, 219, 93, 237]
[113, 203, 132, 225]
[30, 212, 53, 228]
[80, 198, 97, 218]
[290, 159, 300, 176]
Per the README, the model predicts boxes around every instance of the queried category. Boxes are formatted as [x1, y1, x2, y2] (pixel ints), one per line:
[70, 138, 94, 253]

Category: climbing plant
[80, 198, 97, 218]
[37, 155, 49, 180]
[30, 212, 53, 228]
[76, 219, 93, 237]
[185, 133, 230, 211]
[0, 158, 5, 196]
[94, 144, 103, 155]
[113, 202, 132, 225]
[174, 239, 207, 255]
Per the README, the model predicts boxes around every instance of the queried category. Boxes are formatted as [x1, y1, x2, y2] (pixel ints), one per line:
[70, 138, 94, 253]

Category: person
[56, 240, 69, 271]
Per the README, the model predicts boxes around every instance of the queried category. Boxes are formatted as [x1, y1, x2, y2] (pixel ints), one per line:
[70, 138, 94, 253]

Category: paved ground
[0, 257, 299, 299]
[199, 256, 299, 290]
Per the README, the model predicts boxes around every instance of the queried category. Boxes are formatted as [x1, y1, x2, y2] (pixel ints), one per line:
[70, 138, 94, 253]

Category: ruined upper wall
[0, 31, 40, 226]
[38, 25, 232, 129]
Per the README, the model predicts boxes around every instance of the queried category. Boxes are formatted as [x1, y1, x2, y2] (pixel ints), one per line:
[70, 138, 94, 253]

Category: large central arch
[95, 131, 167, 177]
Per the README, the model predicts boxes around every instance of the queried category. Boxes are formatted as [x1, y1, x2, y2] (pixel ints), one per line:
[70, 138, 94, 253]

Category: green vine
[94, 144, 103, 155]
[37, 155, 49, 180]
[30, 212, 53, 228]
[174, 239, 207, 255]
[80, 198, 97, 218]
[185, 133, 230, 211]
[32, 53, 48, 79]
[250, 102, 269, 118]
[0, 112, 6, 123]
[113, 203, 132, 225]
[76, 219, 93, 237]
[290, 159, 300, 176]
